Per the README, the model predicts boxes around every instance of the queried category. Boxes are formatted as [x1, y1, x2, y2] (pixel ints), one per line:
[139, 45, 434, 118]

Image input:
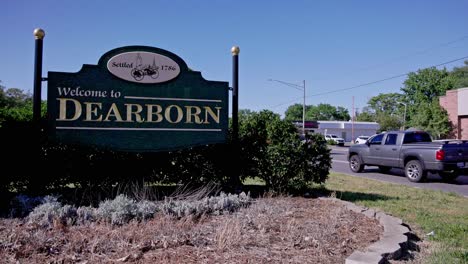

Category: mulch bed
[0, 197, 382, 263]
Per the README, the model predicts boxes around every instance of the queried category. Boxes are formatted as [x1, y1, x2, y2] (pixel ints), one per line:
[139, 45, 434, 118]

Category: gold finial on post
[231, 46, 240, 56]
[33, 28, 45, 39]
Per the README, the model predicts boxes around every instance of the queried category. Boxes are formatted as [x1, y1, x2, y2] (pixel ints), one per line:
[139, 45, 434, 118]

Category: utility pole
[397, 101, 407, 131]
[302, 80, 306, 134]
[352, 96, 354, 144]
[268, 79, 306, 134]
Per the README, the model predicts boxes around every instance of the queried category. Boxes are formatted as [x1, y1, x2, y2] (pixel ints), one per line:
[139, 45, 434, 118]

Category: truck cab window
[385, 134, 398, 145]
[403, 132, 432, 144]
[369, 134, 384, 145]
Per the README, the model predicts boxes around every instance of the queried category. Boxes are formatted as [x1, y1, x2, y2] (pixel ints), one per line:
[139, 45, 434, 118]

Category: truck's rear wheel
[405, 160, 426, 182]
[349, 155, 364, 173]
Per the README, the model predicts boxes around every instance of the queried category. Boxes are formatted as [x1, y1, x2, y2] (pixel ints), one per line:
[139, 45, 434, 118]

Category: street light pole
[302, 80, 306, 134]
[403, 103, 407, 130]
[268, 79, 306, 134]
[397, 102, 407, 131]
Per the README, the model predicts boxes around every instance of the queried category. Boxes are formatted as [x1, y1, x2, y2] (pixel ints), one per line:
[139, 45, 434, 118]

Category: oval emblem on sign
[107, 52, 180, 83]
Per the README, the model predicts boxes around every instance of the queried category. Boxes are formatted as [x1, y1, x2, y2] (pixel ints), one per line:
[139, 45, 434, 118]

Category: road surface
[329, 146, 468, 197]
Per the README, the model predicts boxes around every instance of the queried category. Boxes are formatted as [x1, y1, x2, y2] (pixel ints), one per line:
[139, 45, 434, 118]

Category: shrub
[76, 206, 96, 225]
[96, 194, 160, 225]
[96, 194, 139, 225]
[161, 192, 251, 218]
[238, 110, 331, 192]
[24, 192, 251, 227]
[27, 196, 78, 227]
[135, 200, 159, 220]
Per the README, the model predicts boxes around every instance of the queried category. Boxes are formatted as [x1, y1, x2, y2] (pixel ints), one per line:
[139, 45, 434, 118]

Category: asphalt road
[329, 146, 468, 197]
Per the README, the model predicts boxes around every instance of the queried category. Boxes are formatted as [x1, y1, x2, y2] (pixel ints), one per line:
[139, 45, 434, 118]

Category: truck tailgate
[440, 141, 468, 162]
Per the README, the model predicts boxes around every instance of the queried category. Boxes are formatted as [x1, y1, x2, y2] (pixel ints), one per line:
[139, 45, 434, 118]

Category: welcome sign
[47, 46, 229, 152]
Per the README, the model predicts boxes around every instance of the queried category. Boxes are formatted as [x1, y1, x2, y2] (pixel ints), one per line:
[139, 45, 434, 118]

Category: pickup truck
[347, 130, 468, 182]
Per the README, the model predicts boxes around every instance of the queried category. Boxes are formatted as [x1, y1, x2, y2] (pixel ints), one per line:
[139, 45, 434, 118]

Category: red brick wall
[460, 116, 468, 140]
[439, 90, 459, 138]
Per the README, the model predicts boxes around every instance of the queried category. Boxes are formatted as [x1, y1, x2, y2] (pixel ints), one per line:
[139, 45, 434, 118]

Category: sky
[2, 0, 468, 118]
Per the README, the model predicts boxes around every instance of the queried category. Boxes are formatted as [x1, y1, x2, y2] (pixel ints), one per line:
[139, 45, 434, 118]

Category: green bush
[238, 110, 331, 192]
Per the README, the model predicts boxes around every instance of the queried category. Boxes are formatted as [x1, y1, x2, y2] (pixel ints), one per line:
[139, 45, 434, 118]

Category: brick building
[439, 87, 468, 139]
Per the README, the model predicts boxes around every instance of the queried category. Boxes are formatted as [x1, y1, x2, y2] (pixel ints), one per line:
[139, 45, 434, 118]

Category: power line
[269, 96, 303, 109]
[307, 55, 468, 98]
[337, 35, 468, 76]
[268, 54, 468, 109]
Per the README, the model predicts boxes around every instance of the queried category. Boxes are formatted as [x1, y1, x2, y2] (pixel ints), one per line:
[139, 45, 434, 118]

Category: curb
[320, 198, 417, 264]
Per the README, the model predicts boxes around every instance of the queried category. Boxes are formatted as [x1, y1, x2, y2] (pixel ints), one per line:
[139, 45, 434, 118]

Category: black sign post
[231, 46, 239, 144]
[230, 46, 241, 190]
[33, 28, 45, 126]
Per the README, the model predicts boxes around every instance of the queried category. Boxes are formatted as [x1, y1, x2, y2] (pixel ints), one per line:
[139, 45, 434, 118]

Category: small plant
[96, 194, 159, 225]
[76, 206, 96, 225]
[96, 194, 138, 225]
[24, 191, 251, 227]
[162, 192, 251, 218]
[27, 196, 78, 228]
[135, 200, 159, 220]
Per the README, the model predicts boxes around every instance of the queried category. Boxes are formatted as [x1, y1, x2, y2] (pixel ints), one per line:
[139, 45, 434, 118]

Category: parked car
[325, 134, 345, 146]
[354, 135, 370, 144]
[348, 130, 468, 182]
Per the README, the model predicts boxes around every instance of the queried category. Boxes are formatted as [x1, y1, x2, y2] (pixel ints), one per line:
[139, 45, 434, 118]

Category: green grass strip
[324, 172, 467, 264]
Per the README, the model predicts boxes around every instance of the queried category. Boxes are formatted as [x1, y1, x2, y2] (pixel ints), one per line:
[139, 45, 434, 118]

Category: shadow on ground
[309, 186, 396, 203]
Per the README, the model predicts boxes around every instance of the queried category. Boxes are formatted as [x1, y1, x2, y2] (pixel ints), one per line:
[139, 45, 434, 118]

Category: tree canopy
[355, 93, 405, 131]
[0, 81, 45, 126]
[450, 60, 468, 89]
[285, 103, 350, 121]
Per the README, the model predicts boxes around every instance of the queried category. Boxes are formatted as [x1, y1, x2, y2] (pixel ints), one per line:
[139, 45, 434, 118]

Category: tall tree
[375, 114, 401, 132]
[409, 100, 451, 139]
[0, 82, 38, 125]
[450, 60, 468, 89]
[335, 106, 351, 121]
[284, 103, 304, 121]
[360, 93, 405, 131]
[0, 81, 6, 107]
[401, 67, 453, 121]
[367, 93, 405, 116]
[306, 103, 350, 121]
[355, 107, 376, 122]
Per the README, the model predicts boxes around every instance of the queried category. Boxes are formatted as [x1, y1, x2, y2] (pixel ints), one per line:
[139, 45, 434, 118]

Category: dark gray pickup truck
[348, 130, 468, 182]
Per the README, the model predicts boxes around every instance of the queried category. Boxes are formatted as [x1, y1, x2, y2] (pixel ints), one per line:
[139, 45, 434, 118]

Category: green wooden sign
[47, 46, 229, 152]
